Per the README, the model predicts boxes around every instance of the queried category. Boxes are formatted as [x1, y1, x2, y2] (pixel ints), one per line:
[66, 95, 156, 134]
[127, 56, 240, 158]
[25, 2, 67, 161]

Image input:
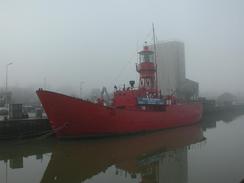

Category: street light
[5, 62, 13, 92]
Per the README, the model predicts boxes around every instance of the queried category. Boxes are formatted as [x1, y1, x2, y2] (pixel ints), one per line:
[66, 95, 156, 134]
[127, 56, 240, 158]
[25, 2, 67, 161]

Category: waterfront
[0, 112, 244, 183]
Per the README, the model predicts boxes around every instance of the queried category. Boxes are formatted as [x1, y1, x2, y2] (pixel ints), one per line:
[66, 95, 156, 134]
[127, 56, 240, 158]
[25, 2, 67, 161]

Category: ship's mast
[152, 23, 158, 93]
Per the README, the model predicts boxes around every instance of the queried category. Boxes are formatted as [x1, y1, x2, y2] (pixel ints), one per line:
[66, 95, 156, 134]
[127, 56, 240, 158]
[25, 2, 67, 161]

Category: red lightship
[37, 44, 202, 138]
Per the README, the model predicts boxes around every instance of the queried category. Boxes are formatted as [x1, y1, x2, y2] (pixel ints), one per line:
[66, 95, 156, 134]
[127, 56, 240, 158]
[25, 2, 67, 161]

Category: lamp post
[5, 62, 13, 92]
[5, 63, 13, 118]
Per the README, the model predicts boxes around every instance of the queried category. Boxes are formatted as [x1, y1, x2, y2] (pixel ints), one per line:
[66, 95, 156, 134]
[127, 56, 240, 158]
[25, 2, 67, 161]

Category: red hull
[37, 90, 202, 138]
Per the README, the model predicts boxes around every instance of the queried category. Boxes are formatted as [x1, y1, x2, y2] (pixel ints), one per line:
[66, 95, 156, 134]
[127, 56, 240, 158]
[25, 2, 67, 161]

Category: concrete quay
[0, 118, 51, 140]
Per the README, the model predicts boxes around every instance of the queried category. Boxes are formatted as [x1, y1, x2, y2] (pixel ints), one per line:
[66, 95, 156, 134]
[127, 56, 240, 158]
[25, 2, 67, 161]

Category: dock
[0, 118, 51, 140]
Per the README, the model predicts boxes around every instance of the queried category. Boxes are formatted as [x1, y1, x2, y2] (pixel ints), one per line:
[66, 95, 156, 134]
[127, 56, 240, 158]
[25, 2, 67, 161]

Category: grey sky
[0, 0, 243, 96]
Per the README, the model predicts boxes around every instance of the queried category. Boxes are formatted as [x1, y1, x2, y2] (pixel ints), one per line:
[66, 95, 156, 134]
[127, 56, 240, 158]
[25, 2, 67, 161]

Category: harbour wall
[0, 118, 51, 140]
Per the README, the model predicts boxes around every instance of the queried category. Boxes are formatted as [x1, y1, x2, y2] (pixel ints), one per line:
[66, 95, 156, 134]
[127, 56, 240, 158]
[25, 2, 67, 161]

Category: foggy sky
[0, 0, 244, 97]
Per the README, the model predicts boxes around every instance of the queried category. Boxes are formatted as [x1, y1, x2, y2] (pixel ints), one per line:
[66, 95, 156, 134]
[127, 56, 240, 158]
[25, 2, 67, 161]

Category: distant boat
[37, 42, 202, 138]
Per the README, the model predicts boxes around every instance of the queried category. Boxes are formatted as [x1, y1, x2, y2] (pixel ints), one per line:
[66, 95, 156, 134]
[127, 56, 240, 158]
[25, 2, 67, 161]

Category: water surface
[0, 112, 244, 183]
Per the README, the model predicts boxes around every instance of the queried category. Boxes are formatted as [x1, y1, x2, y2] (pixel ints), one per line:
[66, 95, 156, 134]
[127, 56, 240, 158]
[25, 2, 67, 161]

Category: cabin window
[140, 80, 143, 86]
[144, 54, 150, 62]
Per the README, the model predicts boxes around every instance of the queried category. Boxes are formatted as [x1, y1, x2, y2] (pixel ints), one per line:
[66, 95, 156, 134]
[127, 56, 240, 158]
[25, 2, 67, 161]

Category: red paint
[36, 44, 202, 138]
[37, 89, 202, 138]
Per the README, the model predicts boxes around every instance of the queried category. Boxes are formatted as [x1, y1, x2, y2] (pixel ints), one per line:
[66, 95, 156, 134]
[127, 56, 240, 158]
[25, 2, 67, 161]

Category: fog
[0, 0, 244, 98]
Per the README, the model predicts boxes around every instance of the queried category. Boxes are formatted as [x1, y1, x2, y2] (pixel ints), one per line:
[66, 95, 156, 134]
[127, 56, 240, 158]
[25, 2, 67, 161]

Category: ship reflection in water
[41, 124, 204, 183]
[1, 111, 244, 183]
[0, 124, 204, 183]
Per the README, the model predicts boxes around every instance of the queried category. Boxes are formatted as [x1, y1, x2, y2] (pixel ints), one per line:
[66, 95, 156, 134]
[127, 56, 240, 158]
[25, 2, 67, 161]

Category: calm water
[0, 112, 244, 183]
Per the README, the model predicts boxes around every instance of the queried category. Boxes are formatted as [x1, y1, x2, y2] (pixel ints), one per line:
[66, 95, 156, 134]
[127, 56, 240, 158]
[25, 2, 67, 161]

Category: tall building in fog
[151, 41, 199, 99]
[156, 41, 185, 94]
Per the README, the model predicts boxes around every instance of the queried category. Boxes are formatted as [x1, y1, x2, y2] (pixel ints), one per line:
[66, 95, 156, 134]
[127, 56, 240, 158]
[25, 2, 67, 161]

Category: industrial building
[151, 41, 199, 99]
[0, 91, 12, 107]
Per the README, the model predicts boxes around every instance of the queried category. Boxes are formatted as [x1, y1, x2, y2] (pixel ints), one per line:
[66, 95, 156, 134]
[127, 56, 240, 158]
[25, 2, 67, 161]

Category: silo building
[151, 41, 199, 99]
